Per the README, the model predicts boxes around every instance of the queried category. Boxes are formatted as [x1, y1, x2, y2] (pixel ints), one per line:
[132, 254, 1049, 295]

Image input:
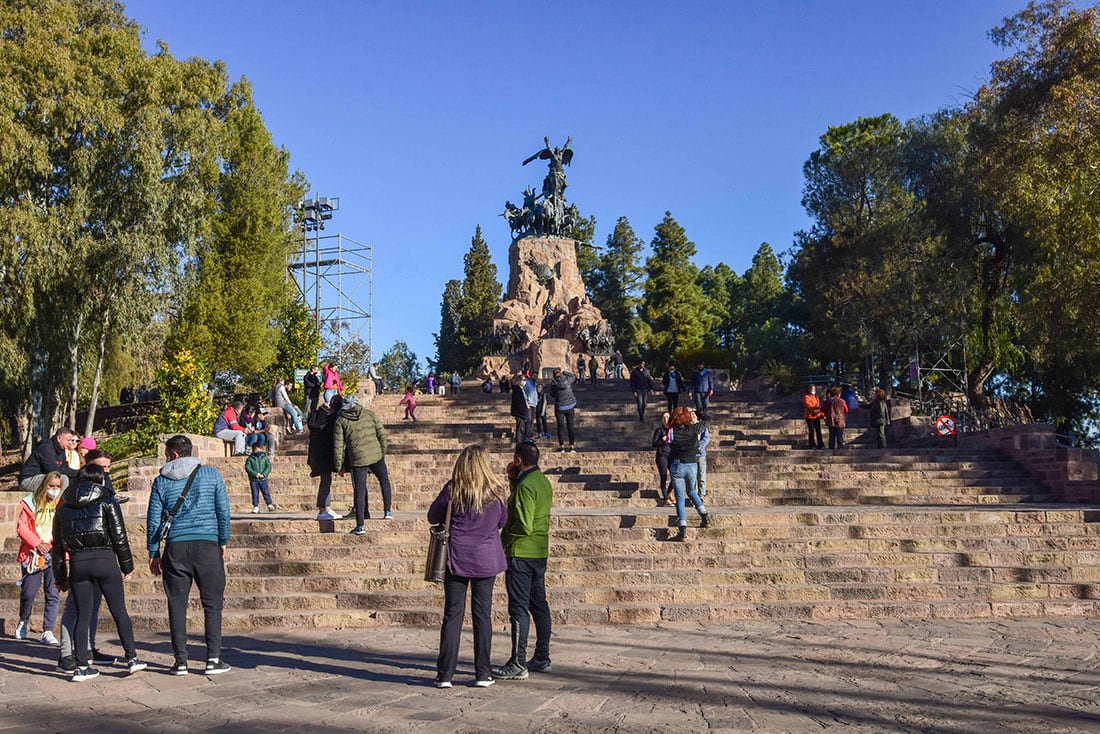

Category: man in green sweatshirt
[494, 441, 553, 680]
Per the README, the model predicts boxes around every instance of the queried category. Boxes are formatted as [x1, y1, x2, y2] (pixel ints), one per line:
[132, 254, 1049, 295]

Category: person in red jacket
[14, 471, 65, 643]
[802, 385, 825, 449]
[825, 386, 849, 451]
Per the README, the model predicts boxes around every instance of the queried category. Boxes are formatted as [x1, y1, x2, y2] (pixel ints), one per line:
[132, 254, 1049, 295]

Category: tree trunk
[65, 312, 85, 429]
[83, 313, 110, 436]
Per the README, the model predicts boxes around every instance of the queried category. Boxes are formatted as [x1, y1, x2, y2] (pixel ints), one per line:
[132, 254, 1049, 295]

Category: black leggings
[70, 549, 136, 665]
[555, 407, 575, 447]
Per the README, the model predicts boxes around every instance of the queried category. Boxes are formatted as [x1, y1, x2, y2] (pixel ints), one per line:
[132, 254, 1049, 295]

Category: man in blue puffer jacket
[146, 434, 232, 676]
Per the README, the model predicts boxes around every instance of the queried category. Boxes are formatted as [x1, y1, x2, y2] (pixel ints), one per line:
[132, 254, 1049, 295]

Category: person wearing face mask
[13, 471, 66, 644]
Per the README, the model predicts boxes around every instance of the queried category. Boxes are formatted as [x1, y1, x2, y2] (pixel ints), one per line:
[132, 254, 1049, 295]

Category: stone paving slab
[1, 619, 1099, 732]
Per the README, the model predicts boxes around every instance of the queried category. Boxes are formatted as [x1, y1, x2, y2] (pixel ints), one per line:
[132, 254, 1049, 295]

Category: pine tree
[641, 212, 716, 363]
[441, 226, 501, 376]
[433, 279, 462, 372]
[590, 217, 645, 359]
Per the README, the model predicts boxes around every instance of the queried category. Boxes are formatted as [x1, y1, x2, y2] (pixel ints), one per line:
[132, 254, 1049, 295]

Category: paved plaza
[1, 618, 1099, 732]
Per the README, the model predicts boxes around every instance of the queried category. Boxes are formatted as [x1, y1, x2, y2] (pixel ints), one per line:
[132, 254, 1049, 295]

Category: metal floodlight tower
[288, 196, 374, 371]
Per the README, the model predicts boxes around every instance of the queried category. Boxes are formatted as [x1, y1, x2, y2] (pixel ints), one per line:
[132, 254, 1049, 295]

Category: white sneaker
[267, 504, 276, 512]
[251, 506, 260, 514]
[475, 678, 495, 688]
[40, 631, 59, 646]
[317, 509, 340, 520]
[13, 619, 28, 640]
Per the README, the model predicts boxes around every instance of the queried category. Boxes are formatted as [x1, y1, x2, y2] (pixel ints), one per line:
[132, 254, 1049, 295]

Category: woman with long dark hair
[52, 463, 145, 681]
[428, 445, 508, 688]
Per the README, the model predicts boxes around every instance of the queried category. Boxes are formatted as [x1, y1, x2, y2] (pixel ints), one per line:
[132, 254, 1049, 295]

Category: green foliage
[147, 349, 215, 439]
[590, 217, 646, 360]
[568, 212, 600, 295]
[434, 226, 501, 376]
[379, 341, 422, 390]
[265, 299, 322, 388]
[640, 213, 716, 364]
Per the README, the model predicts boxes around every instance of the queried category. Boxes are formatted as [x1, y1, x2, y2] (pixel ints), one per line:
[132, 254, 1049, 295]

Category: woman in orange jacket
[803, 385, 825, 449]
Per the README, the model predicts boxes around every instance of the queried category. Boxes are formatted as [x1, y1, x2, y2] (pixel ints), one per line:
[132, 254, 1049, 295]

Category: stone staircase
[3, 380, 1099, 634]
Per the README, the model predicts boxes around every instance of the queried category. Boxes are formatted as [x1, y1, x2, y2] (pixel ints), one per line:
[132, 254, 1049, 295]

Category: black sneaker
[492, 660, 528, 680]
[527, 658, 552, 674]
[72, 666, 99, 682]
[57, 655, 77, 673]
[92, 648, 116, 665]
[170, 662, 189, 676]
[205, 658, 231, 675]
[127, 657, 148, 674]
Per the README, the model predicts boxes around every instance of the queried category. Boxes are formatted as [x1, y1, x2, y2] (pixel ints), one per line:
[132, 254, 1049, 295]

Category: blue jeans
[281, 405, 303, 432]
[504, 557, 551, 666]
[670, 459, 706, 527]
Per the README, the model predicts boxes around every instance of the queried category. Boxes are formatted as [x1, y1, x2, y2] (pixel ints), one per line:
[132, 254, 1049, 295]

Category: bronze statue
[504, 137, 575, 238]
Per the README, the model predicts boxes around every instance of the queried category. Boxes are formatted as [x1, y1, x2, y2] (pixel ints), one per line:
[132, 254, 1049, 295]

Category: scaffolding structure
[288, 197, 374, 371]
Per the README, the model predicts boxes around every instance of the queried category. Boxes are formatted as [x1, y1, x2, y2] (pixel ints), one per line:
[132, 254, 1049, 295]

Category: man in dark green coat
[333, 395, 392, 533]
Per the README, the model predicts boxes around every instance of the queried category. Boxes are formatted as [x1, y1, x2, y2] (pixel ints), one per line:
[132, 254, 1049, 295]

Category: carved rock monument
[483, 138, 613, 379]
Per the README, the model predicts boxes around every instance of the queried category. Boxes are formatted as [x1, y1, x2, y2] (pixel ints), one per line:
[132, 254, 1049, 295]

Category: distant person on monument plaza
[322, 362, 343, 404]
[119, 385, 134, 404]
[499, 374, 510, 394]
[803, 385, 825, 450]
[429, 444, 508, 689]
[303, 365, 322, 419]
[147, 435, 231, 676]
[213, 401, 249, 456]
[398, 385, 418, 423]
[333, 394, 393, 533]
[588, 355, 599, 385]
[662, 363, 685, 412]
[20, 428, 79, 495]
[13, 470, 64, 645]
[426, 373, 436, 395]
[690, 362, 714, 414]
[449, 371, 462, 394]
[308, 394, 344, 521]
[870, 388, 891, 449]
[825, 386, 848, 451]
[523, 374, 539, 435]
[653, 411, 672, 506]
[612, 350, 624, 380]
[666, 406, 709, 541]
[53, 462, 147, 682]
[272, 378, 304, 434]
[534, 382, 549, 439]
[510, 374, 533, 443]
[494, 441, 553, 681]
[576, 353, 586, 378]
[245, 442, 276, 514]
[696, 410, 711, 498]
[56, 450, 118, 673]
[549, 368, 577, 453]
[366, 362, 383, 395]
[630, 361, 653, 422]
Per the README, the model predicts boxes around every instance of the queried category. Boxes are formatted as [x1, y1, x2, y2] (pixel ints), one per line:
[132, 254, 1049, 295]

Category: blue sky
[124, 0, 1025, 366]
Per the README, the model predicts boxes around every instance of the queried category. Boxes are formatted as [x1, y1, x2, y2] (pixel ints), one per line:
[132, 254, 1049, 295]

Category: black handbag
[424, 492, 453, 583]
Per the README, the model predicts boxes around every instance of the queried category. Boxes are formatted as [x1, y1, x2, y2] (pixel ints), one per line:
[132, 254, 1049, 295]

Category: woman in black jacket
[309, 394, 344, 520]
[652, 412, 672, 505]
[52, 463, 145, 681]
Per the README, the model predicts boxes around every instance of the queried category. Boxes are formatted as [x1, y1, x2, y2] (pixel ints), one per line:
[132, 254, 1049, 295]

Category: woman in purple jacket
[427, 444, 508, 688]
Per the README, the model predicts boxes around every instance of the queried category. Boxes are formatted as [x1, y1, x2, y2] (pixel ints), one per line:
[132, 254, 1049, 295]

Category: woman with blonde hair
[427, 444, 508, 688]
[14, 471, 66, 643]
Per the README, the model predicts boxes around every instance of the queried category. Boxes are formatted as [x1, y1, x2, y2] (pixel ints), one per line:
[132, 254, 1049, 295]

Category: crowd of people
[803, 383, 893, 450]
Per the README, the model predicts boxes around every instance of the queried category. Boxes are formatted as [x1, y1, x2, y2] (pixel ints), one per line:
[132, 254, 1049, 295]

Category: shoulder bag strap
[165, 465, 201, 521]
